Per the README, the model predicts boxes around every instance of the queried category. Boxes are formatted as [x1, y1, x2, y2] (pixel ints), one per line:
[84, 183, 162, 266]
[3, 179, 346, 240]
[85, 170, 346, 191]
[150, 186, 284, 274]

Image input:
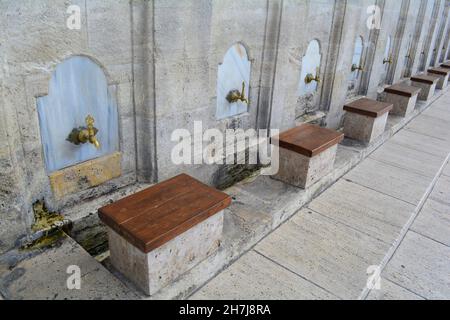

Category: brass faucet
[383, 57, 393, 64]
[67, 115, 100, 149]
[226, 81, 249, 104]
[305, 67, 321, 84]
[351, 63, 364, 72]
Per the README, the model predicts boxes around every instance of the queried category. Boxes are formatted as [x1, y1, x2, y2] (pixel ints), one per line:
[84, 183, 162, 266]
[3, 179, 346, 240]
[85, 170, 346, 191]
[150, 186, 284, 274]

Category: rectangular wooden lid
[384, 84, 421, 97]
[440, 61, 450, 68]
[271, 123, 344, 158]
[343, 98, 393, 118]
[411, 74, 440, 85]
[98, 174, 231, 253]
[428, 67, 450, 75]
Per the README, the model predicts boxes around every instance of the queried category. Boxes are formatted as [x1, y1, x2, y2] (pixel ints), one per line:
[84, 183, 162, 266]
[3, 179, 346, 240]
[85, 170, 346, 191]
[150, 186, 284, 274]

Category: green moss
[19, 200, 67, 251]
[31, 200, 64, 233]
[20, 229, 66, 251]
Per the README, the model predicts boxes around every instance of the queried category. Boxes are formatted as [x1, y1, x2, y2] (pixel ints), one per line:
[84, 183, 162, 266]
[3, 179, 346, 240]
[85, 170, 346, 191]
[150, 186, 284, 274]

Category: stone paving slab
[0, 235, 138, 300]
[406, 114, 450, 142]
[190, 251, 338, 300]
[391, 129, 450, 158]
[429, 174, 450, 206]
[383, 231, 450, 300]
[345, 158, 433, 205]
[254, 209, 389, 300]
[369, 141, 446, 178]
[443, 161, 450, 177]
[422, 105, 450, 123]
[366, 279, 424, 300]
[308, 180, 415, 244]
[411, 198, 450, 247]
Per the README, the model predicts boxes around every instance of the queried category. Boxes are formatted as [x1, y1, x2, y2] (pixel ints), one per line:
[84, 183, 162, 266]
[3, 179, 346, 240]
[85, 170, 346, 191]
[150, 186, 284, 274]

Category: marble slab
[383, 231, 450, 300]
[254, 209, 389, 299]
[190, 250, 338, 300]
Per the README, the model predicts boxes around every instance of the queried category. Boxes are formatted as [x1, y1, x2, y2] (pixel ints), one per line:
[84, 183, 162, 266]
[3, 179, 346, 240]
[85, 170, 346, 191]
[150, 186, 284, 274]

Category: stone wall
[1, 0, 450, 253]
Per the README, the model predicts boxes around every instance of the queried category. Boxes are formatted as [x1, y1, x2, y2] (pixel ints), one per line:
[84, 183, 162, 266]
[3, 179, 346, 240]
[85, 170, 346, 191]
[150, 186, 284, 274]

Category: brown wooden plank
[441, 61, 450, 69]
[411, 74, 440, 85]
[343, 98, 393, 118]
[98, 174, 231, 253]
[271, 123, 344, 157]
[98, 174, 197, 225]
[384, 84, 421, 97]
[428, 67, 450, 75]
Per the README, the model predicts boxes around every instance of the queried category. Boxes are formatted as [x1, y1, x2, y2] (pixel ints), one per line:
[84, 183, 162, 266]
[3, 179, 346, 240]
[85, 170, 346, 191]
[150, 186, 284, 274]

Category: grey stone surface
[308, 180, 415, 244]
[0, 235, 138, 300]
[343, 112, 388, 144]
[390, 129, 450, 158]
[384, 231, 450, 300]
[406, 114, 450, 141]
[369, 141, 446, 178]
[272, 145, 337, 189]
[255, 209, 389, 299]
[366, 279, 424, 300]
[411, 198, 450, 247]
[345, 158, 433, 205]
[443, 162, 450, 177]
[429, 174, 450, 206]
[108, 211, 223, 296]
[190, 251, 338, 300]
[410, 80, 437, 101]
[385, 93, 418, 117]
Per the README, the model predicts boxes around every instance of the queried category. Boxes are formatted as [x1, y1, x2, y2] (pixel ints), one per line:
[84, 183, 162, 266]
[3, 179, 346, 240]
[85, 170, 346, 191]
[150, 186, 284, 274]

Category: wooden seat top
[98, 174, 231, 253]
[384, 84, 421, 97]
[428, 67, 450, 75]
[440, 61, 450, 68]
[271, 123, 344, 158]
[411, 74, 440, 85]
[343, 98, 393, 118]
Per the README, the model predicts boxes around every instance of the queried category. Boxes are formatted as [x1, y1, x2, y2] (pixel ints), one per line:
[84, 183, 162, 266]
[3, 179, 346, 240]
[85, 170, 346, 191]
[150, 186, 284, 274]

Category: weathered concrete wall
[1, 0, 450, 253]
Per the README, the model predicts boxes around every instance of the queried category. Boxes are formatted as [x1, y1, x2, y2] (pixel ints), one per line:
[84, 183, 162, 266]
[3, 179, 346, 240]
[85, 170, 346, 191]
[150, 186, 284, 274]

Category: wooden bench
[410, 74, 440, 101]
[427, 67, 450, 89]
[440, 61, 450, 69]
[343, 98, 393, 144]
[384, 84, 421, 117]
[271, 123, 343, 188]
[98, 173, 231, 295]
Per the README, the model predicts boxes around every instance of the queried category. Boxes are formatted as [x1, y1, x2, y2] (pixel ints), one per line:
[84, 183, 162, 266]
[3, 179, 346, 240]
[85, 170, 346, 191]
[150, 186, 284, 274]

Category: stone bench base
[384, 84, 420, 118]
[273, 144, 338, 189]
[386, 93, 418, 117]
[411, 80, 437, 101]
[344, 112, 389, 144]
[107, 212, 223, 296]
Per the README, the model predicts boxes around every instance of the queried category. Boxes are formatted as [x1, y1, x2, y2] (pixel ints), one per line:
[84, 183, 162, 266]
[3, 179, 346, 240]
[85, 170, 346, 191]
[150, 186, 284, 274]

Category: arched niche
[37, 56, 119, 173]
[216, 43, 251, 120]
[298, 40, 321, 95]
[350, 36, 364, 80]
[403, 34, 413, 77]
[384, 35, 392, 71]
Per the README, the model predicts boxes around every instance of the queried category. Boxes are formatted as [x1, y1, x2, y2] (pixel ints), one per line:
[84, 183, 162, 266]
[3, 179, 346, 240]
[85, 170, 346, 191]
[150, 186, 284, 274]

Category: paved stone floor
[1, 91, 449, 300]
[191, 92, 450, 300]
